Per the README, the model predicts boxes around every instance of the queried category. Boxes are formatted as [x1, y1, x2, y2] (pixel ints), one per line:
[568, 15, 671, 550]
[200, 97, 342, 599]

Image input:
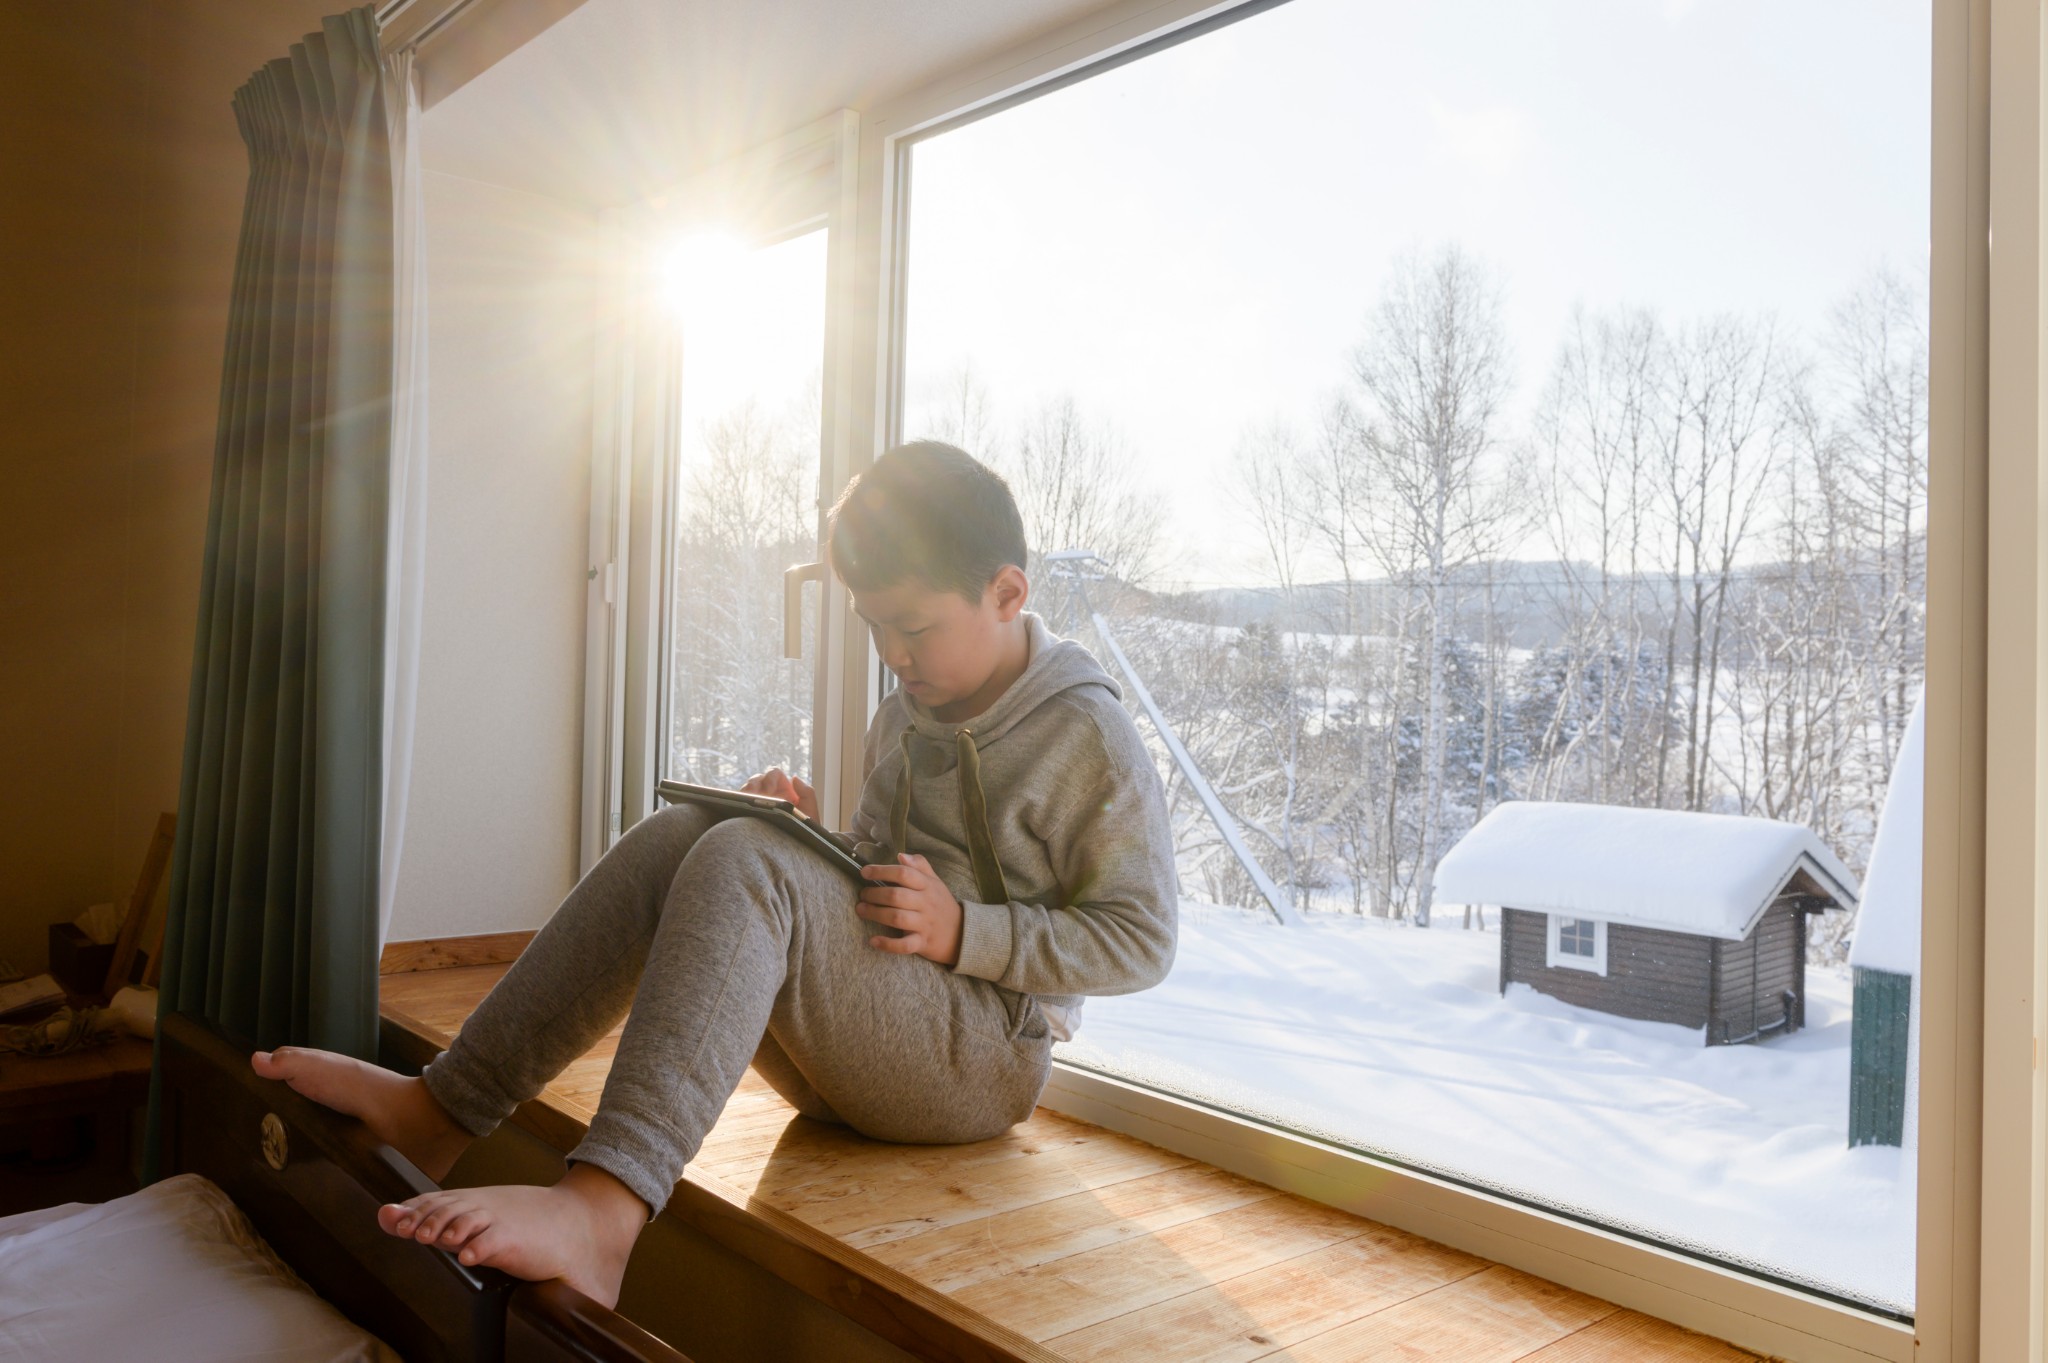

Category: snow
[1431, 801, 1859, 940]
[1848, 695, 1924, 977]
[1064, 907, 1915, 1314]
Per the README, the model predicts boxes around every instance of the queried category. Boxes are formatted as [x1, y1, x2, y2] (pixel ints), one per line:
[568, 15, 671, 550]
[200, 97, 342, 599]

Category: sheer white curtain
[379, 47, 429, 945]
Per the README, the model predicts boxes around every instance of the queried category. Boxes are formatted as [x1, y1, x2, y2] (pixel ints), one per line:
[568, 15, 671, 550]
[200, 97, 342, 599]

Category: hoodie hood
[847, 608, 1178, 1047]
[900, 612, 1121, 747]
[884, 613, 1122, 908]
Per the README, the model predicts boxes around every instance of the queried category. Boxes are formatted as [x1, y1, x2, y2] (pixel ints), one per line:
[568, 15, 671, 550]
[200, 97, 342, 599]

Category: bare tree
[912, 360, 999, 463]
[668, 393, 818, 786]
[1006, 393, 1166, 585]
[1525, 307, 1669, 806]
[1828, 266, 1927, 775]
[1657, 315, 1788, 812]
[1348, 246, 1519, 925]
[1234, 422, 1321, 909]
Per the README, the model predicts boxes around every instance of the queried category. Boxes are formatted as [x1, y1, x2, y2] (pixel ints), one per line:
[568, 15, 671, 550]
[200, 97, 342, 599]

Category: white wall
[386, 167, 598, 942]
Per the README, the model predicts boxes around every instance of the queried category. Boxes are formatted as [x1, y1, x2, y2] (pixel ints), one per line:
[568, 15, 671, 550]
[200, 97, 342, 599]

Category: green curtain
[156, 7, 393, 1063]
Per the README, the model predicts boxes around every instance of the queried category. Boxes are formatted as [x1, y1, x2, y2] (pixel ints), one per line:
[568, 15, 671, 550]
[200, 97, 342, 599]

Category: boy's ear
[989, 564, 1029, 622]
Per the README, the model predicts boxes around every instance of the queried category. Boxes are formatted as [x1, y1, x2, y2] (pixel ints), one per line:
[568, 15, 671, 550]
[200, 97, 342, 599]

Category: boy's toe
[439, 1209, 487, 1246]
[407, 1193, 457, 1240]
[458, 1225, 507, 1268]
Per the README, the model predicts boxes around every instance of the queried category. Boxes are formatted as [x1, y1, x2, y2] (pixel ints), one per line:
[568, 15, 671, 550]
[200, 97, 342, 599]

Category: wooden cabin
[1434, 803, 1858, 1046]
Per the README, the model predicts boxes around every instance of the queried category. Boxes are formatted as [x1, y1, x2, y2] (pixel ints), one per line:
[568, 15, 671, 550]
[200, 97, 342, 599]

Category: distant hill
[1114, 562, 1684, 650]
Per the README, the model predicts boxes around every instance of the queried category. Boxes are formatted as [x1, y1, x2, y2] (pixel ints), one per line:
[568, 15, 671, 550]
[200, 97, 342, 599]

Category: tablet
[654, 779, 870, 879]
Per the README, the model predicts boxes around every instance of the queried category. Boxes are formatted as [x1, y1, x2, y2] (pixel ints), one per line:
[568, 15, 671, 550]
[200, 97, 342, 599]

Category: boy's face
[851, 566, 1030, 721]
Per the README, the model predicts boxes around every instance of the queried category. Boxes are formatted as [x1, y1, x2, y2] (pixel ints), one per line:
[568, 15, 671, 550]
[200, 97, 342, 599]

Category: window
[660, 229, 829, 792]
[897, 0, 1928, 1322]
[589, 115, 862, 860]
[1548, 916, 1605, 974]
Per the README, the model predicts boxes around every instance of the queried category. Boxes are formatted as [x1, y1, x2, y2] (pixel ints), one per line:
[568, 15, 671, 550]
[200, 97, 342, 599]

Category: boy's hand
[855, 854, 962, 966]
[741, 767, 818, 822]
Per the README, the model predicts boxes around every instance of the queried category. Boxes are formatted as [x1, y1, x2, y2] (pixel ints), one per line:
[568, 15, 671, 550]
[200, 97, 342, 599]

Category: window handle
[784, 562, 825, 659]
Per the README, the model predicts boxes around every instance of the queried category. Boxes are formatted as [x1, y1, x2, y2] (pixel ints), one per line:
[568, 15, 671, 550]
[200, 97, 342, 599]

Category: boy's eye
[904, 627, 928, 638]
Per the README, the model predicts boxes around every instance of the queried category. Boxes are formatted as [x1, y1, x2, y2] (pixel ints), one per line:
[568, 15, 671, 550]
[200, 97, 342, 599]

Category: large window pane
[903, 0, 1927, 1315]
[664, 229, 827, 788]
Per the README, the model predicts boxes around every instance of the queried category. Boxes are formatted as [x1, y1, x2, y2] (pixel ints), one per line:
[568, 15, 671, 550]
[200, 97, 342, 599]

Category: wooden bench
[380, 953, 1771, 1363]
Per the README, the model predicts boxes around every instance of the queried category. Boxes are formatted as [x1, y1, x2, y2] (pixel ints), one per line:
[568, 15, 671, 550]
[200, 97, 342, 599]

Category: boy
[251, 441, 1179, 1308]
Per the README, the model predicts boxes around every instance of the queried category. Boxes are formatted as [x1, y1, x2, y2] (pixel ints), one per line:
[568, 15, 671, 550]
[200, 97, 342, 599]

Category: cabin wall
[0, 0, 355, 974]
[1707, 898, 1805, 1044]
[1501, 907, 1715, 1029]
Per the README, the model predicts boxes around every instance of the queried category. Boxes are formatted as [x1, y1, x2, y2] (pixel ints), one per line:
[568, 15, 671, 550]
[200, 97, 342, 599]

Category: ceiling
[420, 0, 1126, 208]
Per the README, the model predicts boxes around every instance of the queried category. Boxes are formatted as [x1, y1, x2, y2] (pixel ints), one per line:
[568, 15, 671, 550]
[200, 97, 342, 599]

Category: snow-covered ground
[1060, 906, 1915, 1315]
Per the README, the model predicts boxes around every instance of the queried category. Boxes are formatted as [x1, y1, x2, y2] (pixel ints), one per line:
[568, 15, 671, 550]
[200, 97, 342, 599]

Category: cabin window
[890, 0, 1926, 1326]
[1546, 915, 1606, 975]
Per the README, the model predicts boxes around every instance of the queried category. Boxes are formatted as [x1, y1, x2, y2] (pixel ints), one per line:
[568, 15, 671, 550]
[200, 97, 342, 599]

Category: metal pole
[1049, 553, 1301, 927]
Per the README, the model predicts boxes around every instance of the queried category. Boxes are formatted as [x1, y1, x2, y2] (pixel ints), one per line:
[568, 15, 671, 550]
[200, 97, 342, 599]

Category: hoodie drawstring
[891, 727, 1011, 906]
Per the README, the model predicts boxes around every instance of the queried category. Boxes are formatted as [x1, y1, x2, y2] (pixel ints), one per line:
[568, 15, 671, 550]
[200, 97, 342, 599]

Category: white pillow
[0, 1173, 399, 1362]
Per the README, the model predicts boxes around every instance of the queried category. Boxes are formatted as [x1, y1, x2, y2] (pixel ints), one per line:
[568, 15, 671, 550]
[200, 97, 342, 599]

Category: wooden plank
[1250, 1264, 1614, 1363]
[381, 963, 514, 1027]
[1513, 1310, 1769, 1361]
[381, 931, 537, 974]
[867, 1163, 1278, 1290]
[1049, 1221, 1490, 1363]
[787, 1133, 1192, 1247]
[694, 1109, 1092, 1185]
[104, 812, 176, 997]
[137, 817, 181, 991]
[952, 1195, 1373, 1340]
[697, 1102, 1129, 1191]
[664, 1165, 1065, 1363]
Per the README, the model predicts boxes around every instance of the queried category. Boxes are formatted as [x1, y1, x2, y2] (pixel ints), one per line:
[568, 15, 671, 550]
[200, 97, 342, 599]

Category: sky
[899, 0, 1932, 586]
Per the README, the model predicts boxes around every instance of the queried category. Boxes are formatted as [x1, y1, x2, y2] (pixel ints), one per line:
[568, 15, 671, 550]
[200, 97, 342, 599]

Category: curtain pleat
[380, 46, 428, 945]
[155, 7, 392, 1065]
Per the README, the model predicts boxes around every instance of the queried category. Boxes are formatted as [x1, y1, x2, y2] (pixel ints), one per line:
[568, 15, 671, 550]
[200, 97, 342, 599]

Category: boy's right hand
[741, 768, 819, 822]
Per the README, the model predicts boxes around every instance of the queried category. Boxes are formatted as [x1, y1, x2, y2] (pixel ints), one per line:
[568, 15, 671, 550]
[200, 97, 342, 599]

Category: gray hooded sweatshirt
[849, 612, 1179, 1040]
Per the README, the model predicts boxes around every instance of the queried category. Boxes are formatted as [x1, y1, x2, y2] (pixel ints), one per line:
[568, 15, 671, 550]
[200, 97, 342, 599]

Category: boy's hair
[827, 441, 1028, 601]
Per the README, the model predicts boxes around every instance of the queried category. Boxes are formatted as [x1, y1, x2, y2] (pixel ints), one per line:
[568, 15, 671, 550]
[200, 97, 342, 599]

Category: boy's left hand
[855, 854, 962, 966]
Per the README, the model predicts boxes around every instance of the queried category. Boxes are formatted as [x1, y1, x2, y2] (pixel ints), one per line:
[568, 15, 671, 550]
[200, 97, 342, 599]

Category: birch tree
[1348, 246, 1517, 925]
[1007, 394, 1166, 585]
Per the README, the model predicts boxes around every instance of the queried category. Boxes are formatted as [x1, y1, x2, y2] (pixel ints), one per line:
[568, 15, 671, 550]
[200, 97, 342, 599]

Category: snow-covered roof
[1848, 695, 1923, 977]
[1433, 801, 1859, 941]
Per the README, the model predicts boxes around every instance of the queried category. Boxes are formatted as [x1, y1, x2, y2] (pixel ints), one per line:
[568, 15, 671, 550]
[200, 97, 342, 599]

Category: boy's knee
[687, 816, 782, 868]
[620, 800, 714, 855]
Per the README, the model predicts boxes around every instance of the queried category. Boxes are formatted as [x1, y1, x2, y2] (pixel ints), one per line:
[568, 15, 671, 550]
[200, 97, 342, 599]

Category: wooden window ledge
[380, 954, 1771, 1363]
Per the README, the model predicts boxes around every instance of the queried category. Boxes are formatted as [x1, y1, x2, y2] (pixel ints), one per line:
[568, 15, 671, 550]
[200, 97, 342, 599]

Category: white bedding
[0, 1173, 400, 1362]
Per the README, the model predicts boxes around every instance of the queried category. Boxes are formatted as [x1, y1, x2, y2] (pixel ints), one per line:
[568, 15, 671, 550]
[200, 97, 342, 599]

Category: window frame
[581, 112, 867, 876]
[1547, 915, 1606, 975]
[833, 0, 2043, 1358]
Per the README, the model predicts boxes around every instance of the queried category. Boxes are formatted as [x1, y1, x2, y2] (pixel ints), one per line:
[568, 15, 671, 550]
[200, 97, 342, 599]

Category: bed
[0, 1010, 688, 1363]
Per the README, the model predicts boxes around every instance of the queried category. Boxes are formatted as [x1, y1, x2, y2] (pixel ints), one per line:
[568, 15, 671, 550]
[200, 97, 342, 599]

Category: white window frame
[834, 0, 2046, 1359]
[580, 112, 867, 872]
[1547, 915, 1607, 975]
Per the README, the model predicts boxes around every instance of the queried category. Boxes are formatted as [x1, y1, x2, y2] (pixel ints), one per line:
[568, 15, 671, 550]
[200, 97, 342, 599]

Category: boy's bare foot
[250, 1047, 472, 1182]
[376, 1164, 649, 1309]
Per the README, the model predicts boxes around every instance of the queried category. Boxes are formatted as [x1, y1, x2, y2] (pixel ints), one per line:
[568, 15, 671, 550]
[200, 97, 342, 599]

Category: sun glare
[658, 229, 751, 313]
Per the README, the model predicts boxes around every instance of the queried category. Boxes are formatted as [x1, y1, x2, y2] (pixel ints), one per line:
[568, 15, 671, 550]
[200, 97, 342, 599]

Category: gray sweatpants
[420, 805, 1054, 1214]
